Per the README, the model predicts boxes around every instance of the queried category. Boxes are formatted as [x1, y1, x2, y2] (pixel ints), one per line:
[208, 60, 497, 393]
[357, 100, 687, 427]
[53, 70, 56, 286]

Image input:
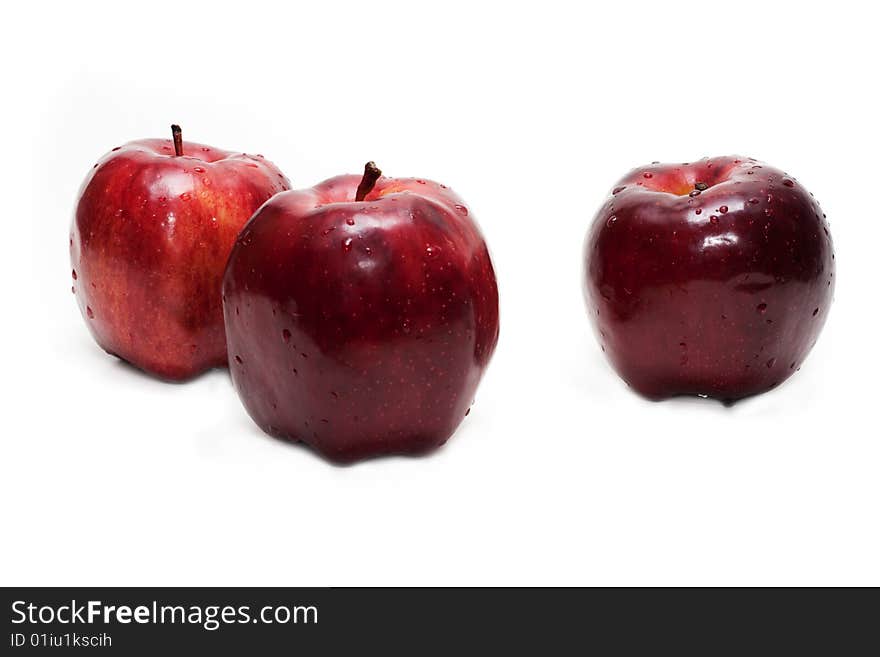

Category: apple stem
[355, 161, 382, 202]
[171, 124, 184, 156]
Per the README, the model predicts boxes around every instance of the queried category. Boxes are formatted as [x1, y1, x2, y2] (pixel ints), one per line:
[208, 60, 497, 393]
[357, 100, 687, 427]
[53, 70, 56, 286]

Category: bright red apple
[583, 156, 834, 401]
[222, 163, 499, 462]
[71, 125, 290, 380]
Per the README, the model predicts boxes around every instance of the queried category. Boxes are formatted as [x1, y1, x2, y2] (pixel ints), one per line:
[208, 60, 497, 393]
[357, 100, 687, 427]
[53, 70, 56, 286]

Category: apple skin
[222, 173, 499, 462]
[71, 137, 290, 380]
[583, 156, 834, 401]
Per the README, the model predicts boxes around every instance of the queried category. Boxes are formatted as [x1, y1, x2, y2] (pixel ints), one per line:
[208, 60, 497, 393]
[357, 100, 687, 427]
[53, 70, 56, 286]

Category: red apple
[222, 163, 499, 462]
[71, 125, 290, 380]
[583, 156, 834, 401]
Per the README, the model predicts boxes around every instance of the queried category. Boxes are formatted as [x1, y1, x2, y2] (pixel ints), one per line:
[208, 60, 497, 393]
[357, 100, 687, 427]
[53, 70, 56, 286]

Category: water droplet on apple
[72, 269, 77, 280]
[235, 355, 243, 364]
[343, 237, 353, 252]
[719, 205, 728, 214]
[330, 391, 338, 400]
[695, 208, 702, 215]
[322, 226, 336, 236]
[346, 217, 355, 226]
[282, 329, 291, 342]
[756, 303, 767, 313]
[643, 172, 653, 179]
[612, 186, 626, 194]
[86, 306, 94, 319]
[748, 197, 759, 204]
[180, 193, 191, 201]
[454, 204, 469, 215]
[606, 215, 617, 227]
[813, 307, 820, 316]
[71, 286, 75, 294]
[766, 357, 776, 368]
[689, 189, 701, 197]
[709, 215, 719, 225]
[782, 178, 795, 187]
[193, 166, 205, 173]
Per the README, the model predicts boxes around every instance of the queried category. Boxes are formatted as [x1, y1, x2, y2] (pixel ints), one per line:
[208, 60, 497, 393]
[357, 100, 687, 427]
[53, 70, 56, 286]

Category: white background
[2, 1, 878, 586]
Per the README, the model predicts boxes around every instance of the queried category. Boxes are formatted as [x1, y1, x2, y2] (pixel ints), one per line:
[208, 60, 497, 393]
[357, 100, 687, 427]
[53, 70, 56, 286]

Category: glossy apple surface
[71, 128, 290, 380]
[584, 156, 834, 401]
[222, 167, 499, 462]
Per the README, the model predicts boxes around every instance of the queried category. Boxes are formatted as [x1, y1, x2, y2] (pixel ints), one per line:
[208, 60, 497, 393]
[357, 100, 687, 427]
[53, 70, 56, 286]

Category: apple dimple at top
[115, 138, 247, 163]
[623, 157, 745, 196]
[584, 155, 835, 401]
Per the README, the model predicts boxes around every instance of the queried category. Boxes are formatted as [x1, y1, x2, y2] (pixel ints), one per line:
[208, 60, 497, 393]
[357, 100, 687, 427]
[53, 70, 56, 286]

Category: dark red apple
[222, 163, 499, 462]
[71, 125, 290, 380]
[583, 156, 834, 401]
